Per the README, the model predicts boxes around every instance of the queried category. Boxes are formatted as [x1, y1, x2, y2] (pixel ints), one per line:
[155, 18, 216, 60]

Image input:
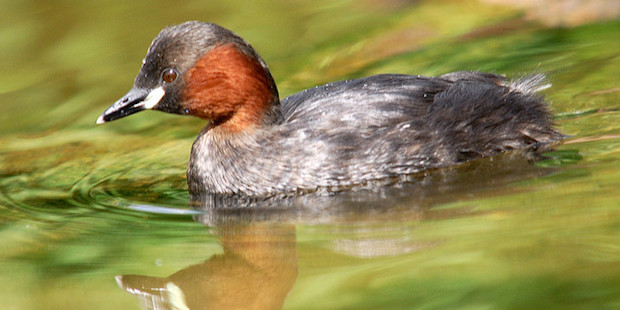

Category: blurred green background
[1, 0, 619, 309]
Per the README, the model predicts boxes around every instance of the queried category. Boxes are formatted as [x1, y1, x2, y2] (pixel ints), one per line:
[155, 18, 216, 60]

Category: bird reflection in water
[114, 151, 572, 309]
[116, 223, 297, 310]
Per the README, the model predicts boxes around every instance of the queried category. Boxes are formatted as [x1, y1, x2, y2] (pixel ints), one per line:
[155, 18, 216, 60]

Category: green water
[1, 0, 619, 309]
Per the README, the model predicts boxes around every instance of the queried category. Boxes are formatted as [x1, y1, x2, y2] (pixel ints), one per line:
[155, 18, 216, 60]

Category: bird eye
[161, 68, 178, 84]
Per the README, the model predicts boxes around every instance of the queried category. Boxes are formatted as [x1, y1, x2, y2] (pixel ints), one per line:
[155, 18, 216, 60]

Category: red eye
[162, 68, 178, 84]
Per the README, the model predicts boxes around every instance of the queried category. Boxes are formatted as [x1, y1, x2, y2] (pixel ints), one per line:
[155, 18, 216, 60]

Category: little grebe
[97, 21, 562, 197]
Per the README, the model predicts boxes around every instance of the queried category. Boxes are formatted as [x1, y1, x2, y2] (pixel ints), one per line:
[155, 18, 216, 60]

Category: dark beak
[96, 87, 164, 124]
